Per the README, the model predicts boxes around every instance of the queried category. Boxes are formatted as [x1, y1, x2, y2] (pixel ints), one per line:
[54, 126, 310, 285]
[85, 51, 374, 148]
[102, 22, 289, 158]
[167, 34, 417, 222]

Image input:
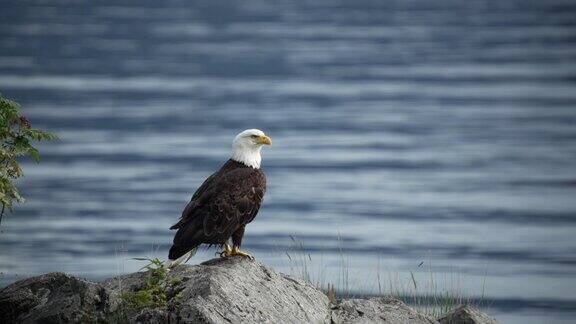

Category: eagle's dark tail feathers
[166, 245, 198, 269]
[168, 245, 189, 260]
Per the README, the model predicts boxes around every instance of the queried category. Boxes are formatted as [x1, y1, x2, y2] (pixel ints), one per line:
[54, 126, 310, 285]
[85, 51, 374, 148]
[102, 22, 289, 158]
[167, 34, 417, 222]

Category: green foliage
[120, 258, 169, 311]
[0, 94, 56, 223]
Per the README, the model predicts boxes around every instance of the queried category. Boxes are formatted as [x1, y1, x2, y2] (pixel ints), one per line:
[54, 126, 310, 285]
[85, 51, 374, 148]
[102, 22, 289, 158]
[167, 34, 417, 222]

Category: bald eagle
[166, 129, 272, 268]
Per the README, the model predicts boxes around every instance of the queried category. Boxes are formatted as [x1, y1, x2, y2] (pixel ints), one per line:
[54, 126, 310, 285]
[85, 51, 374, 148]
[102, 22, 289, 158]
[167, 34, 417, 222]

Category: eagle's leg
[218, 243, 232, 258]
[230, 226, 253, 259]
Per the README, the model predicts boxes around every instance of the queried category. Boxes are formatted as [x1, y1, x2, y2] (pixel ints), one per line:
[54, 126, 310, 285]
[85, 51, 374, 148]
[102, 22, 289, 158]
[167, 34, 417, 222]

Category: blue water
[1, 1, 576, 322]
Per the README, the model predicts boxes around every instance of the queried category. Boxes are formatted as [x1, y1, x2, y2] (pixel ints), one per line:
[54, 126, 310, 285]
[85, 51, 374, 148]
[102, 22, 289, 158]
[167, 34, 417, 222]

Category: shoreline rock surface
[0, 257, 497, 323]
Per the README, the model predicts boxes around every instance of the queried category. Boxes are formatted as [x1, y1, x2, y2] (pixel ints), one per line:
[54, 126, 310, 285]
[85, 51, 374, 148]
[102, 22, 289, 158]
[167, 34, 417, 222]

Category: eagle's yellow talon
[218, 244, 232, 258]
[231, 246, 254, 260]
[217, 244, 253, 259]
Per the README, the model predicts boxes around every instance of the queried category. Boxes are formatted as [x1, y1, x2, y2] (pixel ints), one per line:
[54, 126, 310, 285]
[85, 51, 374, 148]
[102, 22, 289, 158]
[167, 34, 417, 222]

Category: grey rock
[330, 297, 439, 324]
[0, 258, 498, 324]
[438, 305, 498, 324]
[0, 272, 108, 323]
[104, 257, 330, 323]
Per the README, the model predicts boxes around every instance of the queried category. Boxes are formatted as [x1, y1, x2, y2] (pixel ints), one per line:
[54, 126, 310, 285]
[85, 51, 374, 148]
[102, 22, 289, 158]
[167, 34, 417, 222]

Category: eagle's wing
[170, 171, 218, 230]
[171, 167, 266, 248]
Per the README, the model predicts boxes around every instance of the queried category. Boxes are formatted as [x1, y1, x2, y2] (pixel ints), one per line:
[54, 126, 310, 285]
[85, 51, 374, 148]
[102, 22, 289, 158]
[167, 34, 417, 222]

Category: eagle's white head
[231, 129, 272, 169]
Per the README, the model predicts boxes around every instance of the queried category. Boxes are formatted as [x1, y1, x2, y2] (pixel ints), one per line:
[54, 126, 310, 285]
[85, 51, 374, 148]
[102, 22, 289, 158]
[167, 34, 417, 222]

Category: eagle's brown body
[168, 159, 266, 260]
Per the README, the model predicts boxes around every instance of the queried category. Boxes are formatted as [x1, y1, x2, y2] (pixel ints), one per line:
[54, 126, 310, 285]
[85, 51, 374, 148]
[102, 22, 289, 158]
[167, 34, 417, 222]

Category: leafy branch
[0, 94, 56, 226]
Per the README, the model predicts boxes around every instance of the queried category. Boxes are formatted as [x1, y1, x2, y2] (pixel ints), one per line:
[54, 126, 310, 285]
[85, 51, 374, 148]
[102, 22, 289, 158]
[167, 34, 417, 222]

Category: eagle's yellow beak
[257, 135, 272, 146]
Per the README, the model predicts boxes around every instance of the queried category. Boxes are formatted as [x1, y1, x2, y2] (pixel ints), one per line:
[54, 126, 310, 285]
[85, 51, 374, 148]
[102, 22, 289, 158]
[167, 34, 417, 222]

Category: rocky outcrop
[0, 272, 109, 323]
[438, 305, 498, 324]
[329, 298, 439, 324]
[103, 257, 329, 323]
[0, 257, 497, 324]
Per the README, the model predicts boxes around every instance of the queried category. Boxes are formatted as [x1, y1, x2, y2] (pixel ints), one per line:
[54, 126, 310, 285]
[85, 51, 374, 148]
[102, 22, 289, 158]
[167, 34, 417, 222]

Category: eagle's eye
[250, 135, 258, 139]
